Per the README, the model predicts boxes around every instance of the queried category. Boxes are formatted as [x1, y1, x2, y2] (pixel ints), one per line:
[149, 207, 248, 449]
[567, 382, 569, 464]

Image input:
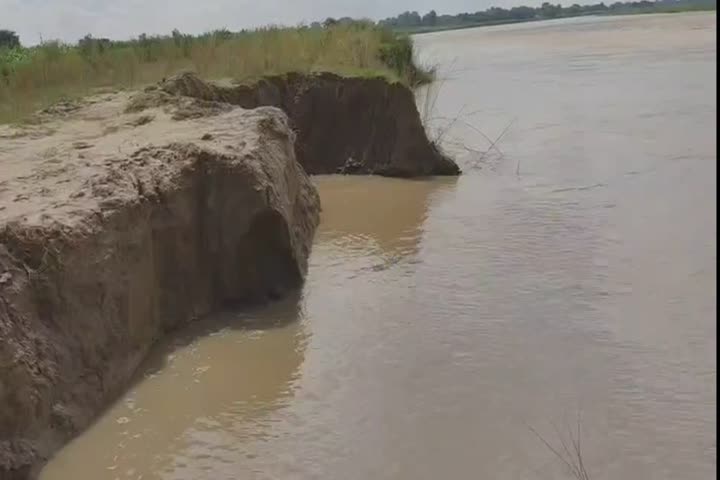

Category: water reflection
[40, 293, 308, 480]
[313, 175, 456, 258]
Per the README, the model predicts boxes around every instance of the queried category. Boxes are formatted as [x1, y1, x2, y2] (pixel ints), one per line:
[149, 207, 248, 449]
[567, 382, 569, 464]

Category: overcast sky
[2, 0, 577, 45]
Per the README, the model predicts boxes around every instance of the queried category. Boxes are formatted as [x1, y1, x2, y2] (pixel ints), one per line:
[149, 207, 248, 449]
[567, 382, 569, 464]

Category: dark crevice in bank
[132, 71, 461, 177]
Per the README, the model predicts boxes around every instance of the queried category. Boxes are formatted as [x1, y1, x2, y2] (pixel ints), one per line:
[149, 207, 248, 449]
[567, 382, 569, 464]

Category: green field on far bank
[385, 0, 716, 34]
[0, 25, 431, 124]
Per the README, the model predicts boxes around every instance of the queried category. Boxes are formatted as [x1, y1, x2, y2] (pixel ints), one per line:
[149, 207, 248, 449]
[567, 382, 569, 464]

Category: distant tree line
[379, 0, 716, 28]
[0, 30, 20, 49]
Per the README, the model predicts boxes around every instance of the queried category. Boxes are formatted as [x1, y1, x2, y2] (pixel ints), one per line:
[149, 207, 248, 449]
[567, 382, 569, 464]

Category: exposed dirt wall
[138, 72, 461, 177]
[0, 104, 319, 479]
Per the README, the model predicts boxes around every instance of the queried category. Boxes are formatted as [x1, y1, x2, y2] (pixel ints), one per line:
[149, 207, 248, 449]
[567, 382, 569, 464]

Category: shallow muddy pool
[41, 12, 716, 480]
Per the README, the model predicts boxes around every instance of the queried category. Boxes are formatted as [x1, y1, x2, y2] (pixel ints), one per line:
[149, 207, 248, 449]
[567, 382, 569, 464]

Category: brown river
[41, 12, 716, 480]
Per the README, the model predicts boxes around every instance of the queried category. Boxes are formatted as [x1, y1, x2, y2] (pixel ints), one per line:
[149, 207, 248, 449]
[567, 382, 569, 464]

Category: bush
[378, 33, 434, 87]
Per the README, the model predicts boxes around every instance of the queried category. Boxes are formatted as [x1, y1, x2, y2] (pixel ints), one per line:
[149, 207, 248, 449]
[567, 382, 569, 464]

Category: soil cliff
[130, 72, 461, 177]
[0, 97, 320, 479]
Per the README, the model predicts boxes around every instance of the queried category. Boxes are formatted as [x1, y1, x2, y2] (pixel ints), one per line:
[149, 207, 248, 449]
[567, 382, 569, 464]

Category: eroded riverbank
[39, 12, 716, 480]
[4, 11, 716, 480]
[0, 73, 458, 479]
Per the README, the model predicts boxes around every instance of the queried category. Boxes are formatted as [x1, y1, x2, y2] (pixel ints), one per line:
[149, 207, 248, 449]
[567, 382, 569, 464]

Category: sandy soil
[0, 90, 320, 480]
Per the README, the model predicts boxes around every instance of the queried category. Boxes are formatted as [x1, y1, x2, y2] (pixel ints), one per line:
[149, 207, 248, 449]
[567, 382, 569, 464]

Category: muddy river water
[41, 12, 716, 480]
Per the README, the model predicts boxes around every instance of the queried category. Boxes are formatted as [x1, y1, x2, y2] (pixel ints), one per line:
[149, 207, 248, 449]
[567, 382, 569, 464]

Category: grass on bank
[0, 24, 433, 124]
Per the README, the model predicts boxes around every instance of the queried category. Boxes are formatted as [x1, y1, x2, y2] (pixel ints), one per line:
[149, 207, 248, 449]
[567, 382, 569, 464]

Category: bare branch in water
[458, 119, 505, 157]
[524, 415, 592, 480]
[418, 68, 519, 172]
[478, 117, 516, 160]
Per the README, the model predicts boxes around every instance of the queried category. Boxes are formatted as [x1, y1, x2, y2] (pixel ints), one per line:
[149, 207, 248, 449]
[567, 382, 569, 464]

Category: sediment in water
[0, 73, 458, 479]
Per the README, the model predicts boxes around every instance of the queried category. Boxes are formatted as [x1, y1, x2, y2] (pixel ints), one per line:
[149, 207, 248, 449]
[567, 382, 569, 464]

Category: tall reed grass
[0, 24, 433, 123]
